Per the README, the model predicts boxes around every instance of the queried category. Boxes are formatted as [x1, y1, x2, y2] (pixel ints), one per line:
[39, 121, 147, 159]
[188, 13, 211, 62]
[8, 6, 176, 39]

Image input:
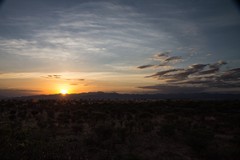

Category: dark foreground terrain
[0, 99, 240, 160]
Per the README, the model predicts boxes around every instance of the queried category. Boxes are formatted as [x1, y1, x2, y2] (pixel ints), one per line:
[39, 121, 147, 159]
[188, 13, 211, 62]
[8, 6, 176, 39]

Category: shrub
[184, 127, 214, 151]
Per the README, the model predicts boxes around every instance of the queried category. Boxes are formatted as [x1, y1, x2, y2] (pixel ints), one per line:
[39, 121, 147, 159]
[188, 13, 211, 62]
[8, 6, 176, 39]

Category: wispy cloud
[0, 1, 177, 73]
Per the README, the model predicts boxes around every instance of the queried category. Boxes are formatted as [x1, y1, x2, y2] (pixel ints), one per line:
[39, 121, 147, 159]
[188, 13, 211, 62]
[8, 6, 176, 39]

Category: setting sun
[60, 89, 68, 95]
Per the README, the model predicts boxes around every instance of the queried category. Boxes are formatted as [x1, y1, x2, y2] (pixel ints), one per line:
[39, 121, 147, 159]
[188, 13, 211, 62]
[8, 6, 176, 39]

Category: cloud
[209, 60, 227, 70]
[51, 75, 61, 79]
[138, 52, 183, 70]
[137, 64, 155, 69]
[153, 52, 182, 64]
[146, 69, 183, 78]
[146, 63, 208, 80]
[198, 68, 219, 75]
[0, 89, 41, 97]
[165, 56, 182, 62]
[43, 74, 62, 79]
[138, 52, 240, 93]
[190, 64, 208, 70]
[154, 52, 170, 59]
[139, 85, 207, 93]
[0, 1, 179, 73]
[42, 75, 86, 86]
[220, 68, 240, 81]
[65, 78, 85, 81]
[68, 78, 85, 85]
[70, 83, 78, 86]
[198, 61, 227, 75]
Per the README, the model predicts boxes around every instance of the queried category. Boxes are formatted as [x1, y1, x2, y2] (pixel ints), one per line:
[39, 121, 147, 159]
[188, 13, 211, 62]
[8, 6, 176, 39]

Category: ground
[0, 99, 240, 160]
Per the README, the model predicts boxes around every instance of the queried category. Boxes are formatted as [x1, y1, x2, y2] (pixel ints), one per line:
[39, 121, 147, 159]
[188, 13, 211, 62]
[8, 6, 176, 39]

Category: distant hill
[10, 92, 240, 100]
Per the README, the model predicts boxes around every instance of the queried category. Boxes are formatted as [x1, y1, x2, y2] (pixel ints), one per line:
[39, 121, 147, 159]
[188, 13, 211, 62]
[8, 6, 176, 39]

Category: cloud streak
[137, 64, 155, 69]
[46, 75, 62, 79]
[137, 51, 183, 69]
[153, 52, 182, 63]
[42, 75, 85, 85]
[138, 52, 240, 93]
[0, 89, 41, 97]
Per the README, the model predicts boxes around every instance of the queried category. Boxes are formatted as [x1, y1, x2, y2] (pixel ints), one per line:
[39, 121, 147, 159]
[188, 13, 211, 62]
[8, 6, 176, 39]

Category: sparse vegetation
[0, 99, 240, 160]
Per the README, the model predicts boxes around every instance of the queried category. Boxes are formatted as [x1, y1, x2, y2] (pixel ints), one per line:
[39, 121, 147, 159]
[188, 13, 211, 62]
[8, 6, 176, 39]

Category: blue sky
[0, 0, 240, 96]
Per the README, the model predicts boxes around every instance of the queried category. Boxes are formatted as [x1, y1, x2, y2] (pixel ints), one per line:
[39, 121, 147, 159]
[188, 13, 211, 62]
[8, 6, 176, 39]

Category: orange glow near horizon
[0, 72, 156, 96]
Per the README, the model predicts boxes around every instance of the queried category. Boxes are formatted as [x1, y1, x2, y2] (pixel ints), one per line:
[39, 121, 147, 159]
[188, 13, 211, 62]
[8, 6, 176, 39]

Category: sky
[0, 0, 240, 97]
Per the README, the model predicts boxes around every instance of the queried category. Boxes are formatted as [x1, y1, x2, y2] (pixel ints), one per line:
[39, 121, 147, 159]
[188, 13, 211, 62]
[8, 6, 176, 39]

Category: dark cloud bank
[138, 52, 240, 93]
[0, 89, 41, 97]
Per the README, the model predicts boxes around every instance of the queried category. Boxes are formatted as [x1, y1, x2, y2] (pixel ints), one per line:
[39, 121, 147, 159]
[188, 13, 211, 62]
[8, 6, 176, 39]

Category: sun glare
[60, 89, 68, 95]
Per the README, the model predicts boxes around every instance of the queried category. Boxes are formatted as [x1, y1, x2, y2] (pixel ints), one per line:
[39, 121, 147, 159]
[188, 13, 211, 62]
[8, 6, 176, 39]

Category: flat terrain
[0, 99, 240, 160]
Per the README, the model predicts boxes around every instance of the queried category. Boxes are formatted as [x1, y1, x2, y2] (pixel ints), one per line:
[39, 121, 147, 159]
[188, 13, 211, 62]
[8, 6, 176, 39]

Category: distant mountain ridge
[7, 92, 240, 100]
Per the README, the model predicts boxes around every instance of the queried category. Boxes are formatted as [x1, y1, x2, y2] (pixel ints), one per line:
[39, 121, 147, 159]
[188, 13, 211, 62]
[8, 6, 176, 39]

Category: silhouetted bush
[184, 128, 214, 151]
[158, 122, 176, 138]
